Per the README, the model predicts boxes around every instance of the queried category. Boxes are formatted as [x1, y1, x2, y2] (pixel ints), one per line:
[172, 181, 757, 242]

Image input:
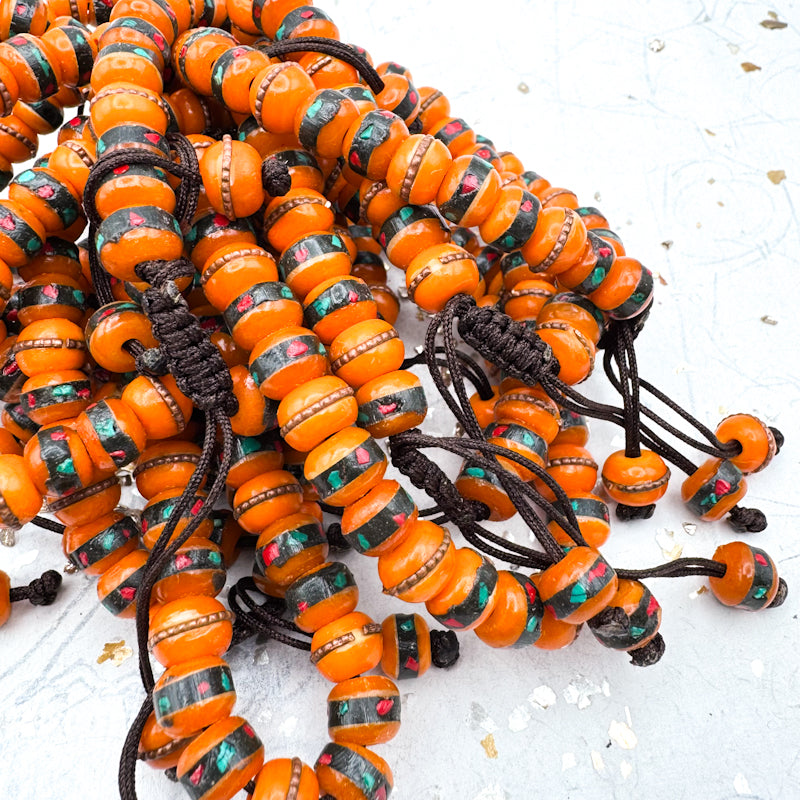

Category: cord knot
[628, 632, 665, 667]
[262, 156, 291, 197]
[430, 629, 460, 668]
[615, 503, 656, 521]
[769, 577, 788, 608]
[325, 522, 350, 551]
[15, 570, 63, 606]
[728, 505, 767, 533]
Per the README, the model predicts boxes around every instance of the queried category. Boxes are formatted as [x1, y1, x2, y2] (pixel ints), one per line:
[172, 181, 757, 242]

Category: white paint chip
[620, 761, 633, 780]
[733, 773, 751, 795]
[655, 528, 683, 561]
[469, 702, 498, 733]
[591, 751, 606, 772]
[508, 704, 530, 732]
[529, 685, 556, 710]
[609, 719, 638, 749]
[682, 522, 697, 536]
[562, 752, 576, 771]
[751, 659, 764, 678]
[563, 675, 602, 710]
[602, 680, 611, 697]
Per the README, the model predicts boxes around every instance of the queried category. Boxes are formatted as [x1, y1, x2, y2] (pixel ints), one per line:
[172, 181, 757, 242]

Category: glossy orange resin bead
[18, 369, 91, 426]
[176, 716, 264, 800]
[341, 108, 408, 181]
[601, 449, 670, 507]
[14, 317, 86, 377]
[315, 742, 393, 800]
[375, 203, 450, 269]
[681, 458, 747, 521]
[554, 408, 590, 446]
[304, 426, 387, 507]
[149, 596, 234, 668]
[502, 279, 556, 325]
[493, 385, 561, 443]
[62, 511, 139, 576]
[49, 476, 121, 526]
[474, 570, 544, 648]
[0, 453, 43, 529]
[536, 320, 596, 385]
[425, 547, 498, 631]
[134, 441, 203, 500]
[469, 387, 500, 429]
[329, 319, 404, 389]
[141, 487, 214, 550]
[0, 569, 9, 627]
[89, 82, 170, 137]
[302, 275, 378, 345]
[454, 461, 517, 521]
[293, 88, 359, 159]
[138, 712, 196, 771]
[233, 469, 303, 533]
[377, 519, 455, 603]
[229, 365, 273, 438]
[521, 207, 587, 275]
[121, 374, 192, 440]
[380, 613, 431, 679]
[201, 244, 278, 311]
[248, 757, 319, 800]
[548, 492, 611, 549]
[537, 546, 618, 624]
[249, 61, 315, 134]
[715, 414, 777, 474]
[153, 655, 236, 739]
[23, 425, 94, 497]
[546, 444, 598, 495]
[249, 326, 327, 401]
[355, 369, 426, 439]
[263, 188, 335, 252]
[386, 133, 451, 205]
[227, 433, 285, 490]
[405, 243, 479, 314]
[310, 611, 383, 683]
[200, 136, 265, 219]
[708, 542, 779, 611]
[76, 398, 147, 472]
[484, 420, 548, 481]
[153, 538, 226, 604]
[85, 301, 157, 373]
[96, 548, 149, 618]
[285, 560, 359, 632]
[341, 479, 417, 556]
[327, 675, 401, 746]
[278, 230, 352, 300]
[278, 375, 357, 452]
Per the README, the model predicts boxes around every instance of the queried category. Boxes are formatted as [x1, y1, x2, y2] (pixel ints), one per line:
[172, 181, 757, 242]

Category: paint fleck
[609, 719, 638, 749]
[594, 192, 602, 202]
[704, 128, 716, 136]
[760, 14, 787, 29]
[0, 527, 16, 547]
[682, 522, 697, 536]
[591, 751, 606, 772]
[469, 702, 498, 733]
[733, 773, 751, 795]
[562, 753, 576, 771]
[649, 39, 665, 52]
[767, 170, 786, 185]
[97, 640, 132, 666]
[517, 82, 529, 94]
[620, 761, 633, 780]
[655, 528, 683, 561]
[689, 585, 709, 600]
[761, 315, 778, 325]
[660, 240, 673, 250]
[708, 178, 715, 184]
[480, 733, 498, 759]
[656, 273, 668, 286]
[563, 675, 602, 710]
[741, 62, 762, 72]
[751, 659, 764, 678]
[508, 704, 530, 732]
[529, 685, 557, 710]
[63, 562, 78, 574]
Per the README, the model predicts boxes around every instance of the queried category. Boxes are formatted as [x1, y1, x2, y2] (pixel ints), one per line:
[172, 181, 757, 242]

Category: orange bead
[249, 758, 319, 800]
[138, 712, 196, 771]
[249, 61, 316, 134]
[134, 441, 204, 500]
[200, 136, 265, 220]
[304, 426, 387, 507]
[278, 230, 352, 300]
[278, 375, 357, 452]
[0, 34, 61, 103]
[501, 279, 556, 326]
[255, 0, 306, 38]
[546, 444, 598, 495]
[484, 420, 548, 482]
[152, 537, 226, 604]
[76, 398, 147, 472]
[23, 424, 95, 498]
[493, 386, 561, 443]
[588, 256, 653, 321]
[681, 458, 747, 521]
[341, 109, 408, 181]
[434, 153, 501, 229]
[1, 403, 37, 443]
[49, 475, 121, 527]
[121, 374, 192, 441]
[380, 612, 431, 679]
[0, 569, 9, 626]
[233, 469, 302, 533]
[227, 433, 285, 491]
[315, 743, 393, 800]
[87, 301, 158, 373]
[454, 461, 517, 521]
[521, 207, 588, 275]
[89, 82, 170, 137]
[18, 370, 91, 426]
[262, 188, 335, 252]
[303, 275, 378, 345]
[468, 387, 500, 430]
[249, 325, 328, 401]
[141, 487, 214, 549]
[329, 319, 404, 389]
[537, 321, 596, 386]
[537, 291, 605, 345]
[478, 184, 540, 253]
[154, 655, 236, 739]
[14, 317, 86, 377]
[369, 284, 399, 325]
[0, 115, 38, 163]
[548, 492, 611, 550]
[475, 570, 546, 649]
[229, 364, 273, 438]
[587, 578, 662, 651]
[91, 47, 163, 94]
[46, 140, 96, 196]
[201, 243, 278, 311]
[601, 449, 670, 507]
[96, 548, 149, 618]
[0, 198, 46, 267]
[93, 163, 176, 220]
[554, 408, 590, 447]
[708, 542, 779, 611]
[377, 519, 455, 603]
[416, 86, 450, 132]
[539, 186, 579, 209]
[355, 369, 427, 439]
[715, 414, 777, 474]
[429, 116, 476, 156]
[406, 243, 479, 313]
[0, 453, 42, 529]
[310, 611, 383, 683]
[0, 429, 22, 456]
[285, 560, 359, 633]
[173, 27, 237, 95]
[326, 676, 400, 746]
[536, 546, 618, 624]
[149, 596, 234, 668]
[63, 510, 139, 576]
[176, 716, 264, 800]
[211, 44, 271, 113]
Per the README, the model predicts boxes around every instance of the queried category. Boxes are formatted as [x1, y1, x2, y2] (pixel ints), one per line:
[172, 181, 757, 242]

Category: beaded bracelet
[0, 1, 790, 799]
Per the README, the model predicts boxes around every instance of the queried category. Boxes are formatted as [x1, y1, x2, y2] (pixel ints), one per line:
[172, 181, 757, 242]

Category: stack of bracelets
[0, 1, 788, 798]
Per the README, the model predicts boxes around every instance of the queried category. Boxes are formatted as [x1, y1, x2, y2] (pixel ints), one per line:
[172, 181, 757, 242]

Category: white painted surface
[1, 2, 799, 799]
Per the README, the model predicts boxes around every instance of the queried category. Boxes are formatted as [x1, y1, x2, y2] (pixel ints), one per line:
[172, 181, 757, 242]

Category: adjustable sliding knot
[728, 505, 767, 533]
[140, 280, 238, 416]
[452, 295, 557, 384]
[615, 503, 655, 521]
[262, 157, 291, 197]
[135, 257, 195, 287]
[10, 570, 62, 606]
[388, 432, 489, 527]
[430, 630, 460, 668]
[627, 633, 665, 667]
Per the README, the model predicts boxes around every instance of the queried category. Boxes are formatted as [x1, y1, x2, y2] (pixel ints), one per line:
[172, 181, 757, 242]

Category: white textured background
[1, 1, 800, 799]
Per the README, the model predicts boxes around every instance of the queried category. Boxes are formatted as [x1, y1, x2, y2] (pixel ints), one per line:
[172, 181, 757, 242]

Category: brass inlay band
[330, 329, 398, 372]
[202, 247, 266, 285]
[310, 632, 355, 664]
[48, 477, 119, 511]
[254, 62, 294, 123]
[13, 337, 87, 353]
[149, 376, 187, 429]
[234, 482, 302, 519]
[0, 122, 35, 156]
[0, 282, 10, 301]
[305, 55, 333, 77]
[148, 609, 234, 650]
[0, 76, 12, 115]
[132, 452, 200, 477]
[91, 86, 171, 117]
[286, 757, 303, 800]
[400, 134, 434, 201]
[602, 468, 671, 494]
[439, 251, 476, 265]
[538, 208, 575, 270]
[220, 134, 235, 219]
[63, 140, 95, 168]
[139, 735, 193, 762]
[406, 266, 431, 301]
[359, 179, 387, 222]
[500, 392, 557, 417]
[280, 386, 355, 438]
[263, 195, 329, 232]
[547, 455, 598, 470]
[383, 530, 451, 597]
[510, 285, 554, 299]
[0, 494, 21, 530]
[418, 89, 443, 113]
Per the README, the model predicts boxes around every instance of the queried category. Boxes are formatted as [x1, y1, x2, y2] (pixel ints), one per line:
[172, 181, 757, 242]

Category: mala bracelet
[0, 2, 789, 800]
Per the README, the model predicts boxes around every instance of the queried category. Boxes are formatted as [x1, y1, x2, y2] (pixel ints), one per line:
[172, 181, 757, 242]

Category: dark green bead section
[68, 516, 139, 572]
[545, 553, 616, 620]
[328, 692, 401, 732]
[254, 521, 326, 574]
[509, 572, 544, 647]
[684, 459, 743, 519]
[285, 561, 356, 619]
[357, 386, 427, 431]
[84, 400, 141, 468]
[343, 484, 415, 554]
[304, 278, 373, 330]
[315, 743, 392, 800]
[154, 664, 234, 730]
[429, 558, 498, 630]
[309, 436, 385, 502]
